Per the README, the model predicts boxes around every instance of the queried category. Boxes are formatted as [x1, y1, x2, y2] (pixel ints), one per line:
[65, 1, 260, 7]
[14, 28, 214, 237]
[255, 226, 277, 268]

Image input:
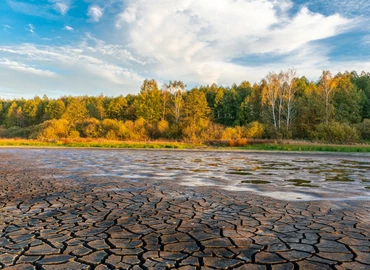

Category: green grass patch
[0, 139, 203, 149]
[237, 143, 370, 152]
[1, 139, 370, 152]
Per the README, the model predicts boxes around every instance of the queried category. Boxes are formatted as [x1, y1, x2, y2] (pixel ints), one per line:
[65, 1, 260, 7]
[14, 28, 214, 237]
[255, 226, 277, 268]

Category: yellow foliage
[106, 130, 117, 140]
[38, 119, 70, 140]
[245, 121, 264, 138]
[69, 130, 80, 139]
[133, 117, 147, 139]
[221, 127, 243, 140]
[157, 119, 169, 135]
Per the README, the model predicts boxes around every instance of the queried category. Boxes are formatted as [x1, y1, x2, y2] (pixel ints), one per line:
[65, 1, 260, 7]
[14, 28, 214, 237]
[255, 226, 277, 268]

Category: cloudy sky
[1, 0, 370, 98]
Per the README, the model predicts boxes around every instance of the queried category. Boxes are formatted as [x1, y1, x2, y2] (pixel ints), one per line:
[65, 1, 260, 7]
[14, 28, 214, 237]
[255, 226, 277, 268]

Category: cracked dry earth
[0, 150, 370, 270]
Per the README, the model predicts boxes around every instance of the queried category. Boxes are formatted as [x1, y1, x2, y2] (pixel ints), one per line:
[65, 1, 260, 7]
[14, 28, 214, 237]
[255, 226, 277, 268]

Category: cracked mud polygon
[0, 149, 369, 269]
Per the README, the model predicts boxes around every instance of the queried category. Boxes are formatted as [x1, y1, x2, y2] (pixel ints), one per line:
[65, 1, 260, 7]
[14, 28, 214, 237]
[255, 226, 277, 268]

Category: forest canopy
[1, 70, 370, 144]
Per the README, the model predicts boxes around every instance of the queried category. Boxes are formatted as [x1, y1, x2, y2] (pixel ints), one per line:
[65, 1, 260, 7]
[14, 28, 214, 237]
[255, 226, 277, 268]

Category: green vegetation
[0, 139, 201, 149]
[238, 143, 370, 152]
[241, 180, 271, 184]
[286, 179, 320, 187]
[0, 138, 369, 152]
[1, 71, 370, 147]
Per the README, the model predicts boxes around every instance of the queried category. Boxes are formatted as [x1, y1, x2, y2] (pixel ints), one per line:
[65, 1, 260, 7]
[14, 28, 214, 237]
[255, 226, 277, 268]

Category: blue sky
[1, 0, 370, 98]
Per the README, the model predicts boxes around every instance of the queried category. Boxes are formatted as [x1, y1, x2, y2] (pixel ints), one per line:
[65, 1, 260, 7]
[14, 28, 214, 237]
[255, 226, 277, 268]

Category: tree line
[1, 70, 370, 143]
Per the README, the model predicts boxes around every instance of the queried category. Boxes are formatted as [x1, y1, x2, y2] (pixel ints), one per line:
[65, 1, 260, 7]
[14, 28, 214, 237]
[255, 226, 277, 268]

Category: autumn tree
[166, 80, 185, 125]
[106, 95, 127, 120]
[62, 98, 88, 123]
[44, 99, 66, 120]
[262, 70, 298, 135]
[87, 94, 106, 120]
[23, 98, 40, 126]
[6, 102, 24, 127]
[160, 84, 171, 121]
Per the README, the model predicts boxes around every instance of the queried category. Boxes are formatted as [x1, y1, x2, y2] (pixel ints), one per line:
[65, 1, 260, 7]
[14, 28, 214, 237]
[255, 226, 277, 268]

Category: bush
[69, 130, 80, 139]
[38, 119, 70, 140]
[245, 121, 264, 138]
[228, 138, 248, 147]
[75, 118, 100, 138]
[203, 123, 224, 140]
[221, 127, 243, 140]
[157, 119, 169, 137]
[356, 119, 370, 141]
[313, 122, 359, 144]
[100, 119, 130, 140]
[0, 125, 41, 139]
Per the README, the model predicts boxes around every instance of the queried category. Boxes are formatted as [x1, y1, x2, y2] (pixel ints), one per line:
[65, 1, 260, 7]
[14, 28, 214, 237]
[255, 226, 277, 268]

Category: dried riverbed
[0, 149, 369, 269]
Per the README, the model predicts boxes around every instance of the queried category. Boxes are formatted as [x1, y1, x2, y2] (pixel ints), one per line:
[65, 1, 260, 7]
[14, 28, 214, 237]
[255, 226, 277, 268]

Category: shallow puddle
[2, 149, 370, 202]
[227, 172, 252, 175]
[241, 180, 271, 184]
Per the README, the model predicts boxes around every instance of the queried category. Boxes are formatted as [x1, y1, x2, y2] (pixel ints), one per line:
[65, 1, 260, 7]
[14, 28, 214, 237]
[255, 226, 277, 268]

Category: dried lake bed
[0, 149, 369, 269]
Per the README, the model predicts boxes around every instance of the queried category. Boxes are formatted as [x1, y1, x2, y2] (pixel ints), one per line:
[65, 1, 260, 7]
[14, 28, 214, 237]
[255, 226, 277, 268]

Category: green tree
[0, 101, 3, 125]
[135, 79, 163, 124]
[182, 89, 210, 141]
[238, 83, 262, 125]
[87, 95, 106, 120]
[125, 94, 137, 121]
[351, 71, 370, 119]
[294, 78, 321, 139]
[333, 74, 362, 124]
[217, 88, 240, 126]
[6, 102, 24, 127]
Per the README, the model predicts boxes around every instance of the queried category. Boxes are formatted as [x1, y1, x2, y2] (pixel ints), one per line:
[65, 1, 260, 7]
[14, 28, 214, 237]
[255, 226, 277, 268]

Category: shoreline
[0, 139, 370, 153]
[1, 145, 370, 157]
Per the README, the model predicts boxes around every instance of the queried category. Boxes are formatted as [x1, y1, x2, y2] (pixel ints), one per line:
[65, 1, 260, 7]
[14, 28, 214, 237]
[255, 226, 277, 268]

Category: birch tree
[262, 72, 279, 130]
[166, 81, 185, 125]
[318, 70, 337, 124]
[283, 69, 297, 131]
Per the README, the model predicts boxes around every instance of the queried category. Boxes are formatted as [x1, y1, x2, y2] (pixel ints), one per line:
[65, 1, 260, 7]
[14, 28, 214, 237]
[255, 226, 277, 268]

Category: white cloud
[0, 38, 144, 98]
[26, 24, 35, 34]
[3, 24, 12, 31]
[115, 0, 356, 85]
[64, 25, 74, 31]
[49, 0, 71, 15]
[81, 33, 146, 65]
[0, 58, 57, 77]
[87, 5, 104, 22]
[2, 0, 369, 98]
